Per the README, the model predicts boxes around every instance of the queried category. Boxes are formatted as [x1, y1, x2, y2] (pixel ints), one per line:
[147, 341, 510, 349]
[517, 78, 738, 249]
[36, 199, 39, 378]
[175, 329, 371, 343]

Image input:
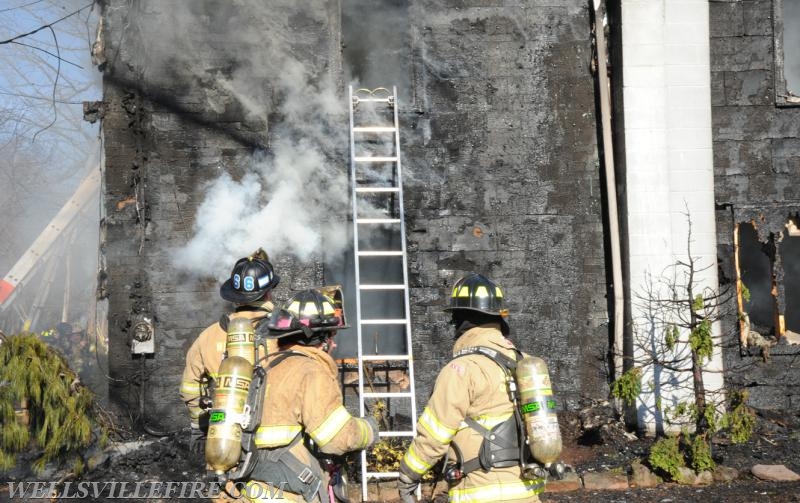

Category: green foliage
[610, 367, 642, 407]
[664, 325, 679, 351]
[0, 332, 104, 473]
[648, 436, 685, 480]
[691, 294, 705, 312]
[689, 435, 715, 472]
[741, 283, 751, 303]
[689, 319, 713, 363]
[725, 391, 755, 444]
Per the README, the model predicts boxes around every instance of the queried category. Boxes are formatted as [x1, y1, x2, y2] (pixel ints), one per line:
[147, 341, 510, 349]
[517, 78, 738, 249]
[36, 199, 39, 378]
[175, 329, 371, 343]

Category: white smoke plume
[149, 1, 351, 278]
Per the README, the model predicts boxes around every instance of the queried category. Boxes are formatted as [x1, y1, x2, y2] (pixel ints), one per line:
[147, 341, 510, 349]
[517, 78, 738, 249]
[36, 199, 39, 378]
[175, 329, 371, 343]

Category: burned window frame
[734, 214, 800, 356]
[774, 0, 800, 106]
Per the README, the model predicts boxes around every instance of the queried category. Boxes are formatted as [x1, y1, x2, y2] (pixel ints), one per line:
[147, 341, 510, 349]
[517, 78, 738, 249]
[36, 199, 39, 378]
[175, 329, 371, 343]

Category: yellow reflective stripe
[418, 407, 456, 444]
[180, 380, 201, 395]
[460, 412, 512, 430]
[402, 443, 432, 475]
[309, 405, 351, 446]
[356, 418, 371, 449]
[208, 371, 219, 380]
[254, 425, 302, 448]
[448, 479, 545, 502]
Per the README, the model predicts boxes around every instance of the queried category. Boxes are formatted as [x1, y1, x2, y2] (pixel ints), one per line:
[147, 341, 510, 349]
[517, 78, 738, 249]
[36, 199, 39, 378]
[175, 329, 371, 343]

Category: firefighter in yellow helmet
[231, 289, 378, 503]
[180, 249, 280, 455]
[398, 274, 545, 503]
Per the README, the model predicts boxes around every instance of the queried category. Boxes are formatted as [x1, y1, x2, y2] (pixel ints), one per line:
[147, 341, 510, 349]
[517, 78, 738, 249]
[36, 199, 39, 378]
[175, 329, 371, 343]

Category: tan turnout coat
[239, 344, 375, 502]
[400, 324, 544, 503]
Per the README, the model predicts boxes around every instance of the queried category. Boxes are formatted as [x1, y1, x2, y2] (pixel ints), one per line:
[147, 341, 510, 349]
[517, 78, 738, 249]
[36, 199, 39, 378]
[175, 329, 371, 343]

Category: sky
[0, 0, 102, 331]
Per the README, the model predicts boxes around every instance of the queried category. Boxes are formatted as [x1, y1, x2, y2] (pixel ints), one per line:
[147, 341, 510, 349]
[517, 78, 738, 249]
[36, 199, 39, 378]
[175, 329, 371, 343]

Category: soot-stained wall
[102, 0, 609, 428]
[711, 0, 800, 411]
[101, 0, 336, 427]
[399, 1, 609, 410]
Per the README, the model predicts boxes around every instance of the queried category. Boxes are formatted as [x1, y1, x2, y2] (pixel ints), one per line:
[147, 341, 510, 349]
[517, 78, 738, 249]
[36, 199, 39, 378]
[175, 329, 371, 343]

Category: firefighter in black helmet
[179, 249, 280, 456]
[398, 273, 544, 503]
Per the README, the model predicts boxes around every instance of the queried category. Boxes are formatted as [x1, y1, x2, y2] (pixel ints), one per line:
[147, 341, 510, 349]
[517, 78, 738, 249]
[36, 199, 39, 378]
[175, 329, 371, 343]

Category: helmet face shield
[219, 253, 280, 304]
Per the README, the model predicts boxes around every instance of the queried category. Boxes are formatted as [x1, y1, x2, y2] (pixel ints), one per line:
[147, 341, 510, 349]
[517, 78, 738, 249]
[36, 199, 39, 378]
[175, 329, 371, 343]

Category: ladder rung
[359, 284, 406, 290]
[360, 319, 408, 325]
[356, 218, 401, 224]
[355, 187, 400, 193]
[353, 126, 397, 133]
[378, 431, 415, 437]
[365, 472, 401, 479]
[357, 251, 404, 256]
[355, 97, 392, 103]
[360, 354, 411, 361]
[354, 156, 398, 162]
[364, 392, 413, 399]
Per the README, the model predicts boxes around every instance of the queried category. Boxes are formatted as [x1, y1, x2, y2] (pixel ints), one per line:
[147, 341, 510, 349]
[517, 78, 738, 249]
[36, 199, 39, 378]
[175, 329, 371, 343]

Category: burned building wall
[711, 0, 800, 411]
[399, 2, 609, 409]
[101, 0, 609, 429]
[101, 0, 336, 427]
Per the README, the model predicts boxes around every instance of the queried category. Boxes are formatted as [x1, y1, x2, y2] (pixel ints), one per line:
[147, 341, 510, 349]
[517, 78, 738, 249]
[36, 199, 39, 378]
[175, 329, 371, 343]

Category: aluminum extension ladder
[348, 86, 418, 500]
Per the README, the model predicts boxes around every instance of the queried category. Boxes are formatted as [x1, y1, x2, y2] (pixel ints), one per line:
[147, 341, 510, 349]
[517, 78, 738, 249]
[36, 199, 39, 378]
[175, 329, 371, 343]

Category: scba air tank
[205, 318, 256, 474]
[515, 356, 562, 467]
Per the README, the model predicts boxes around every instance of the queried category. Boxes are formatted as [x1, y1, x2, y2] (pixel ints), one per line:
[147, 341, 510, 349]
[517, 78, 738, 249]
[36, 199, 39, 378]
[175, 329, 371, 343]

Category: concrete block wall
[710, 0, 800, 412]
[402, 1, 609, 410]
[101, 0, 610, 428]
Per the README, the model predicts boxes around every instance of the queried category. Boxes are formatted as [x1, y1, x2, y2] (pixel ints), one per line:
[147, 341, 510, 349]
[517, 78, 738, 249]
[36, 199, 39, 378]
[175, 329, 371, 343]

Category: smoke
[137, 1, 352, 278]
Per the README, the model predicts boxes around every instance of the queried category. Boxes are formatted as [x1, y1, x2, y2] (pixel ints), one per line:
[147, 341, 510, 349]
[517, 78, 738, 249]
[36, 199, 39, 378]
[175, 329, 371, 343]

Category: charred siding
[102, 1, 608, 428]
[711, 0, 800, 411]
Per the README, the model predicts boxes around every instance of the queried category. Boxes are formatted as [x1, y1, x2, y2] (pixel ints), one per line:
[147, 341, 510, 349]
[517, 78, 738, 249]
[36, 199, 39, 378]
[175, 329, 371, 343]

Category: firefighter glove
[189, 425, 206, 456]
[397, 472, 418, 503]
[365, 416, 380, 448]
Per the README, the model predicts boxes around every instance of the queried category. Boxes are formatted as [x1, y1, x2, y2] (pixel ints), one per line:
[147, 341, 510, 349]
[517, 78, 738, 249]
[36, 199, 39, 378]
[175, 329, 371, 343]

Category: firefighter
[234, 289, 379, 503]
[397, 273, 545, 503]
[180, 249, 280, 455]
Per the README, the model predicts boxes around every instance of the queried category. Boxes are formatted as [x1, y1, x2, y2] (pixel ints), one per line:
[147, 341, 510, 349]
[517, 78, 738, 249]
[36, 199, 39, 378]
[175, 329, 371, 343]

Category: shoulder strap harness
[447, 346, 529, 477]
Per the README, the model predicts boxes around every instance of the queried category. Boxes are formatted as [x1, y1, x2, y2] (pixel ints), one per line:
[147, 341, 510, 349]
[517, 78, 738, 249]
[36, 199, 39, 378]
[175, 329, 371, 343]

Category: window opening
[775, 0, 800, 105]
[782, 216, 800, 339]
[736, 222, 777, 349]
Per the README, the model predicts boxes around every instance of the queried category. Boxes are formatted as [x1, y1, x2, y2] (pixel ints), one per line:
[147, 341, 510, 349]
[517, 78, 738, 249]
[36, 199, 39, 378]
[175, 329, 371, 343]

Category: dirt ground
[3, 405, 800, 502]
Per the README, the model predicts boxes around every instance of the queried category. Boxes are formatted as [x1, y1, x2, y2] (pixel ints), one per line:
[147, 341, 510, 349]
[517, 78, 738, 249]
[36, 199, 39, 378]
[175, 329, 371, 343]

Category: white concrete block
[667, 103, 712, 130]
[624, 101, 668, 130]
[665, 43, 710, 66]
[667, 85, 713, 110]
[666, 65, 711, 87]
[626, 160, 670, 186]
[668, 192, 716, 219]
[622, 0, 665, 26]
[623, 43, 665, 68]
[665, 23, 709, 46]
[628, 191, 672, 215]
[667, 127, 713, 150]
[622, 87, 667, 114]
[625, 128, 668, 154]
[665, 1, 709, 25]
[667, 148, 713, 171]
[625, 65, 667, 88]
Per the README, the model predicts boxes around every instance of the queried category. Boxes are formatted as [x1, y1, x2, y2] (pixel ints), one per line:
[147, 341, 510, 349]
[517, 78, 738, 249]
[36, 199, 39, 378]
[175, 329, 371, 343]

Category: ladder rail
[350, 86, 418, 501]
